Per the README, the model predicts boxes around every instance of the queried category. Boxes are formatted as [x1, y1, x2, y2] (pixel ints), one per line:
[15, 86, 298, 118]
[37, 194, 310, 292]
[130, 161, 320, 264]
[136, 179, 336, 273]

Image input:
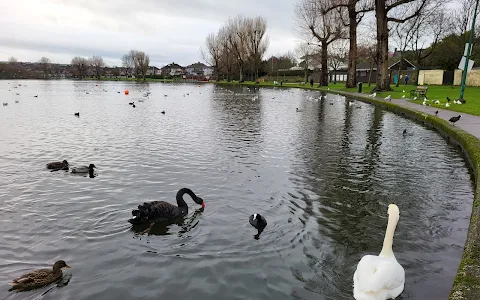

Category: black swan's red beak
[202, 202, 206, 208]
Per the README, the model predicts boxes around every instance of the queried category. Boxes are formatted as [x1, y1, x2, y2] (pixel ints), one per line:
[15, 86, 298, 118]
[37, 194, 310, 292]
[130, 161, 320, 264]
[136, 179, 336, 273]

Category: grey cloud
[1, 0, 298, 66]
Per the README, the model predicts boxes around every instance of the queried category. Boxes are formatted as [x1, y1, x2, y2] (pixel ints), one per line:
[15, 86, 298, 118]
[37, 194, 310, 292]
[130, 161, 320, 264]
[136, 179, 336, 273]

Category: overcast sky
[0, 0, 300, 67]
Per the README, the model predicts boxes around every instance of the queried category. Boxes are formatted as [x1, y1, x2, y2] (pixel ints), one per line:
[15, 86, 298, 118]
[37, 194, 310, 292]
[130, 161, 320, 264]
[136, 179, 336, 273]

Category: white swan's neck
[379, 212, 399, 258]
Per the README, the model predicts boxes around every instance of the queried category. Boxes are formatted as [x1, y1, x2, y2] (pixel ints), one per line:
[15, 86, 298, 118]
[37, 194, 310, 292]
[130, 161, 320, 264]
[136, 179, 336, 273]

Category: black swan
[129, 188, 205, 225]
[249, 213, 267, 239]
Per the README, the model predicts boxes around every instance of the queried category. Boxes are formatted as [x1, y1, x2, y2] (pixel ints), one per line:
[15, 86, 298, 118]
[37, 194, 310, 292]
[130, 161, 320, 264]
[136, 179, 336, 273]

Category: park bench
[410, 86, 428, 98]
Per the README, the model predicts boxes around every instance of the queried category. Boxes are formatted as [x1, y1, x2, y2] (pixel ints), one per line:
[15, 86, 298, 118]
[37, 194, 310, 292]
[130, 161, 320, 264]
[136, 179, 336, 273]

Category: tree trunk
[239, 64, 243, 81]
[346, 1, 357, 88]
[375, 0, 390, 91]
[368, 63, 373, 86]
[334, 69, 337, 84]
[320, 42, 329, 86]
[304, 69, 308, 82]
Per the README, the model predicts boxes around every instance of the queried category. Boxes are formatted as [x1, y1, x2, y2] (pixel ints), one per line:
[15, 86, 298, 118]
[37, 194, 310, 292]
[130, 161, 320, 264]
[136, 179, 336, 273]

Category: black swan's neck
[176, 188, 197, 207]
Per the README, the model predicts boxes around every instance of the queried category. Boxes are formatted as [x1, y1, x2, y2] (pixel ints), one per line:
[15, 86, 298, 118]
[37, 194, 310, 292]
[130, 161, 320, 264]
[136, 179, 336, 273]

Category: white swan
[353, 204, 405, 300]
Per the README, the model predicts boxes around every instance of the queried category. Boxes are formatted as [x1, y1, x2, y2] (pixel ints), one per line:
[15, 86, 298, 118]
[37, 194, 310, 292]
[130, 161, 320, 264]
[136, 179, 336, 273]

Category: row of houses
[101, 62, 214, 79]
[0, 61, 215, 80]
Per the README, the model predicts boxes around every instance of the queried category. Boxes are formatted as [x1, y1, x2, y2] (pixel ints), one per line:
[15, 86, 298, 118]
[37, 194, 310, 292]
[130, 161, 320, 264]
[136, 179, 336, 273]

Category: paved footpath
[350, 92, 480, 139]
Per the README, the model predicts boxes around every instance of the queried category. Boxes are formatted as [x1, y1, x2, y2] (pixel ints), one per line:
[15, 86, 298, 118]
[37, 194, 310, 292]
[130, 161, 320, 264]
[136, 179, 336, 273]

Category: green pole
[460, 0, 480, 100]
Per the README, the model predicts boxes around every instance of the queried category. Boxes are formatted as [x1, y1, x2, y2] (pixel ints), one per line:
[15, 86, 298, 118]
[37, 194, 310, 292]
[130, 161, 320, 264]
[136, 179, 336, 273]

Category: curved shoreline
[214, 82, 480, 299]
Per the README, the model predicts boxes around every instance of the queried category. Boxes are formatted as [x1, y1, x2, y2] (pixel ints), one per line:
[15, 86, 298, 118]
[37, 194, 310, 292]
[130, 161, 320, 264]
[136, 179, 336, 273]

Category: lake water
[0, 80, 474, 300]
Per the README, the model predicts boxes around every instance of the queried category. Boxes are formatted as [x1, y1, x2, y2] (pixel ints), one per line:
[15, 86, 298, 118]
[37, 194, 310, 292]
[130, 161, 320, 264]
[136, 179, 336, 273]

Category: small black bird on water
[132, 104, 136, 108]
[161, 110, 165, 114]
[449, 115, 461, 125]
[33, 95, 38, 98]
[249, 213, 267, 239]
[129, 102, 134, 105]
[74, 112, 79, 117]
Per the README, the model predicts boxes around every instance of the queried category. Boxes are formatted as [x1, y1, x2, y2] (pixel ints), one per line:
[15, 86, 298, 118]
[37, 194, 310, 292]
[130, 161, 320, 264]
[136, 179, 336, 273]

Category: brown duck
[9, 260, 71, 292]
[46, 160, 69, 171]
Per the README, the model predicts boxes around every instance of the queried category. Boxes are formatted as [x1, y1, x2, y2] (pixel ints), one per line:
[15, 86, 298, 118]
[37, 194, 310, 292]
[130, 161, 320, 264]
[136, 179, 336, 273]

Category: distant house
[185, 62, 214, 79]
[146, 66, 161, 76]
[161, 63, 185, 76]
[355, 58, 417, 83]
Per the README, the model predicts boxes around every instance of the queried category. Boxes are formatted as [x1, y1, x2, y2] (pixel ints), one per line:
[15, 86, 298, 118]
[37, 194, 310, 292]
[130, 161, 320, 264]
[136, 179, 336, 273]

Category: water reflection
[130, 208, 205, 236]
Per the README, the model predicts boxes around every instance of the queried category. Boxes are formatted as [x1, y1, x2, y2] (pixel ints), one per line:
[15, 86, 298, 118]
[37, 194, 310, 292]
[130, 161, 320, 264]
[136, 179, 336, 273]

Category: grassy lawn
[216, 80, 480, 116]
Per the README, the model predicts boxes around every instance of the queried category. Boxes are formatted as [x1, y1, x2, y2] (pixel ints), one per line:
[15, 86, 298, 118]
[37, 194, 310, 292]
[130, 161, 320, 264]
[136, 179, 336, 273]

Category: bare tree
[357, 42, 377, 86]
[227, 16, 250, 82]
[295, 0, 346, 86]
[409, 8, 450, 69]
[296, 42, 316, 82]
[218, 27, 234, 81]
[201, 32, 223, 81]
[391, 19, 418, 87]
[131, 51, 150, 80]
[324, 0, 373, 88]
[453, 0, 480, 35]
[122, 53, 134, 77]
[374, 0, 436, 91]
[8, 57, 18, 63]
[71, 56, 89, 79]
[89, 56, 105, 79]
[38, 57, 51, 79]
[328, 40, 348, 84]
[246, 16, 269, 80]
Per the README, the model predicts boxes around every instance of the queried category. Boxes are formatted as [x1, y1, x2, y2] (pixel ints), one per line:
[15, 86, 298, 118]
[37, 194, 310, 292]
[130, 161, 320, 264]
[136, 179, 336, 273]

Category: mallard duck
[71, 164, 96, 174]
[46, 160, 69, 171]
[9, 260, 71, 292]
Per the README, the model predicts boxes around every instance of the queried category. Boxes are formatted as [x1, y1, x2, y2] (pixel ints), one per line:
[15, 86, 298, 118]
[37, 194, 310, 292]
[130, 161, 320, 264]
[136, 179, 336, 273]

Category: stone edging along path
[214, 82, 480, 299]
[328, 91, 480, 300]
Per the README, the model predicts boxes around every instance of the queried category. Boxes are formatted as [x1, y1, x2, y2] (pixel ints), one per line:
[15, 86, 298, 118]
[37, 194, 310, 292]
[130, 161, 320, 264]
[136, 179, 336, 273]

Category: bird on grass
[384, 95, 391, 101]
[401, 95, 405, 98]
[446, 103, 450, 108]
[9, 260, 71, 292]
[449, 115, 461, 126]
[370, 92, 377, 98]
[433, 99, 440, 104]
[447, 97, 451, 103]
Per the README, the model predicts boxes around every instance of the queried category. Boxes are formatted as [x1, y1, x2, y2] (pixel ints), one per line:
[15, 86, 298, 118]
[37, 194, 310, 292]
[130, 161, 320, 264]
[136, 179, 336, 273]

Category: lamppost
[459, 0, 480, 101]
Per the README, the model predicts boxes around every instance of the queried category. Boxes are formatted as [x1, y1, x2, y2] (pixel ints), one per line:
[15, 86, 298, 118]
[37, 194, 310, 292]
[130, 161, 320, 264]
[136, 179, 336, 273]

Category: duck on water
[249, 213, 267, 239]
[71, 164, 96, 174]
[46, 160, 69, 171]
[9, 260, 71, 292]
[129, 188, 205, 227]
